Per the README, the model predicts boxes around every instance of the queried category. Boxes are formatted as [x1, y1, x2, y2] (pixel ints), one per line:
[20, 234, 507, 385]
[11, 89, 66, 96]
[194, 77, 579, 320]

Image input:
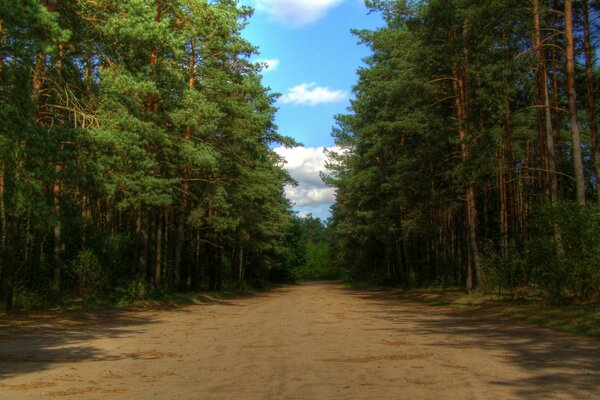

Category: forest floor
[1, 282, 599, 400]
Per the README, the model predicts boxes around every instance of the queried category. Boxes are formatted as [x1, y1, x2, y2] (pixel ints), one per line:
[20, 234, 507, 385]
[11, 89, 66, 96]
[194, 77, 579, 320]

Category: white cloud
[275, 146, 339, 210]
[254, 0, 344, 28]
[257, 58, 280, 73]
[297, 210, 311, 218]
[280, 82, 347, 106]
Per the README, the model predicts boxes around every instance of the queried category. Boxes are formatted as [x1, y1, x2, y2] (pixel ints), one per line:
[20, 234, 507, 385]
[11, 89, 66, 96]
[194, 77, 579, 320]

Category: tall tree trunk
[52, 178, 62, 291]
[549, 4, 564, 182]
[500, 28, 515, 256]
[453, 74, 480, 291]
[145, 4, 162, 114]
[52, 42, 65, 292]
[534, 0, 564, 254]
[499, 143, 509, 256]
[238, 233, 244, 287]
[551, 54, 563, 177]
[0, 157, 17, 309]
[139, 207, 149, 277]
[0, 165, 5, 268]
[32, 52, 47, 107]
[564, 0, 586, 205]
[533, 0, 559, 206]
[582, 0, 600, 203]
[155, 208, 162, 285]
[175, 39, 196, 289]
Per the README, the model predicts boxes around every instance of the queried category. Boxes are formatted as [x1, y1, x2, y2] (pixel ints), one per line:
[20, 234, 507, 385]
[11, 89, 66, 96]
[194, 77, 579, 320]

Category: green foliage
[116, 278, 156, 304]
[527, 203, 600, 301]
[12, 287, 62, 311]
[285, 215, 340, 281]
[326, 0, 600, 302]
[478, 203, 600, 302]
[479, 243, 526, 295]
[0, 0, 297, 309]
[71, 249, 108, 299]
[296, 242, 335, 280]
[104, 234, 135, 285]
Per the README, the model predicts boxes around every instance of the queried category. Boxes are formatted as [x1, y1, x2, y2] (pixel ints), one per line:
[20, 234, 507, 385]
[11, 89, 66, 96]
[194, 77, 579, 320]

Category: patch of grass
[2, 285, 271, 316]
[393, 288, 600, 341]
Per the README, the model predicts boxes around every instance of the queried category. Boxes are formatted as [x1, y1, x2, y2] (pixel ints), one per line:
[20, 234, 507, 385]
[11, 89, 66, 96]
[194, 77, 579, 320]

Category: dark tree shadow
[340, 286, 600, 399]
[0, 285, 294, 381]
[0, 310, 163, 379]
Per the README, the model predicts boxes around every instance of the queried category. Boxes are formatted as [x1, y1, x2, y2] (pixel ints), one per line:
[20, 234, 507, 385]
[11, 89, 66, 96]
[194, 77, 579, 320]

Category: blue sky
[240, 0, 383, 220]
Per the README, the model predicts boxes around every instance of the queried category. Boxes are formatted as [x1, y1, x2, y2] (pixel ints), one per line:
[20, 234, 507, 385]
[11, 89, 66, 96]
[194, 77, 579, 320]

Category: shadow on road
[0, 285, 294, 382]
[341, 286, 600, 399]
[0, 311, 161, 380]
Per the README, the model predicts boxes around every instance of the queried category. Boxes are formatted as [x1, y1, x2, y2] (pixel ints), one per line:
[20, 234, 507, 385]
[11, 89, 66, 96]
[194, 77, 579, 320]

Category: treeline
[326, 0, 600, 300]
[285, 215, 338, 281]
[0, 0, 298, 310]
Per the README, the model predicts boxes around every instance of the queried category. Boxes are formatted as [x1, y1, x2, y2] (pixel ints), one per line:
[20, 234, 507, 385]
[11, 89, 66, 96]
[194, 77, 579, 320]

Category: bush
[104, 233, 135, 285]
[115, 277, 154, 304]
[13, 287, 61, 310]
[479, 242, 525, 296]
[295, 242, 339, 280]
[527, 202, 600, 301]
[71, 249, 108, 298]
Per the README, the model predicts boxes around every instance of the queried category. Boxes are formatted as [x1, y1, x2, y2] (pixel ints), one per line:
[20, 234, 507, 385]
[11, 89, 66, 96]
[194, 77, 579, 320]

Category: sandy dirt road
[1, 282, 599, 400]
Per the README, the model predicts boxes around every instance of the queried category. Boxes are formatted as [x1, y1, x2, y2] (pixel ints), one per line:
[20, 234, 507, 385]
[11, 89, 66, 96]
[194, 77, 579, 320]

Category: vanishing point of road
[1, 282, 599, 399]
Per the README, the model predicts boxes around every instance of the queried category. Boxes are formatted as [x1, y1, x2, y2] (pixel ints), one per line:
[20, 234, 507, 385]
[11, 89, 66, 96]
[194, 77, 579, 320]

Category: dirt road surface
[1, 282, 599, 399]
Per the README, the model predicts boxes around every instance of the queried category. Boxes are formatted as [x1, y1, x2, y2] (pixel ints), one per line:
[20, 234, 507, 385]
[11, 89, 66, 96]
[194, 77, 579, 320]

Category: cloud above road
[280, 83, 347, 106]
[254, 0, 344, 28]
[274, 146, 338, 216]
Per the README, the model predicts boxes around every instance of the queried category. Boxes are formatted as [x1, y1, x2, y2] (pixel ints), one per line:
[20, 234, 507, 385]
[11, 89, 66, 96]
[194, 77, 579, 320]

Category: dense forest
[4, 0, 600, 311]
[0, 0, 319, 310]
[326, 0, 600, 300]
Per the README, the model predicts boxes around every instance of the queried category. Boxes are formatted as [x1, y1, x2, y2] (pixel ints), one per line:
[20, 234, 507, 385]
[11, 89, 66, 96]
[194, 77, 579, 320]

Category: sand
[0, 282, 599, 399]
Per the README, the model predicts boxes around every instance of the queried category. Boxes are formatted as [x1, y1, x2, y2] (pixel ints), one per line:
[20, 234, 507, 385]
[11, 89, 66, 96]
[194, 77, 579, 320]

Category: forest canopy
[0, 0, 302, 309]
[326, 0, 600, 300]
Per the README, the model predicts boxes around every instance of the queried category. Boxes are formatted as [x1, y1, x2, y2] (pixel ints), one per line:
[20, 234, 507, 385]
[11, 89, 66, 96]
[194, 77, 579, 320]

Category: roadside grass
[373, 287, 600, 341]
[1, 285, 268, 316]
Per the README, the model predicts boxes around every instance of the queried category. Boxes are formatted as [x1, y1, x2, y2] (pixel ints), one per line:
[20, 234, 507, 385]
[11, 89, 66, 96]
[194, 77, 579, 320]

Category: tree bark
[533, 0, 559, 206]
[175, 39, 196, 289]
[52, 178, 62, 291]
[145, 4, 162, 114]
[453, 74, 480, 291]
[0, 165, 5, 267]
[155, 208, 162, 285]
[0, 157, 17, 309]
[139, 207, 149, 277]
[32, 51, 47, 111]
[582, 0, 600, 203]
[500, 28, 515, 257]
[51, 41, 66, 292]
[564, 0, 586, 205]
[238, 235, 244, 287]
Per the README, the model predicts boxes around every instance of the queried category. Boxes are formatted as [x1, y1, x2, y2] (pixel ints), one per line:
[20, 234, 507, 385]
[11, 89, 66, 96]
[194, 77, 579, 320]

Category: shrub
[71, 249, 108, 298]
[527, 202, 600, 301]
[479, 242, 525, 296]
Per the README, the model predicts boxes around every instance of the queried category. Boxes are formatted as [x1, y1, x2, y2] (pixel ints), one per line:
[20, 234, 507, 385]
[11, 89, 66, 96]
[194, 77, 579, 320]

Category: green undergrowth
[368, 287, 600, 341]
[3, 286, 267, 315]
